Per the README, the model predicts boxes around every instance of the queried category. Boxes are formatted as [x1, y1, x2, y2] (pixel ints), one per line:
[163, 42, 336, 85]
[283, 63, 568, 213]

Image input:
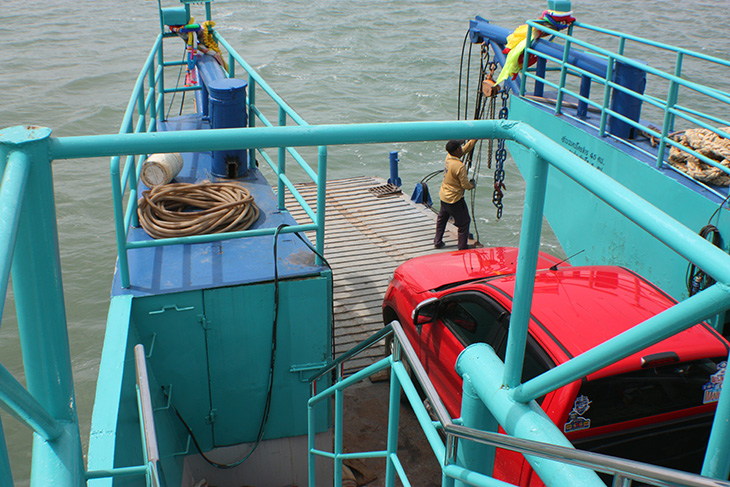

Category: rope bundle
[668, 127, 730, 186]
[137, 182, 259, 239]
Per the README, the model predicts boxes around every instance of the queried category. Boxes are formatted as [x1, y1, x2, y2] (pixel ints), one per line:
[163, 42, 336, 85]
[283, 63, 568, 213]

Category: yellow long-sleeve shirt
[438, 139, 476, 204]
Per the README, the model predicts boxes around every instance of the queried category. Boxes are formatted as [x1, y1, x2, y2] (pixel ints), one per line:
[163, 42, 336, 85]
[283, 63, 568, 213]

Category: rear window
[564, 358, 726, 433]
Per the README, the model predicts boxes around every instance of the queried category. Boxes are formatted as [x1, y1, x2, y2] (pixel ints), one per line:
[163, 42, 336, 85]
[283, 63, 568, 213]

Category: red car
[383, 247, 728, 486]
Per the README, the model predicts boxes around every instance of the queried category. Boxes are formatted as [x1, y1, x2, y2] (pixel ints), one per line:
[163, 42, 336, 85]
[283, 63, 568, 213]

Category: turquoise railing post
[0, 418, 12, 486]
[148, 62, 157, 128]
[455, 379, 497, 486]
[3, 126, 84, 486]
[248, 78, 255, 169]
[702, 349, 730, 479]
[503, 150, 548, 388]
[385, 343, 402, 487]
[278, 107, 287, 210]
[110, 155, 131, 288]
[657, 52, 683, 168]
[555, 30, 572, 115]
[457, 344, 605, 487]
[520, 25, 533, 97]
[129, 155, 140, 229]
[157, 39, 165, 121]
[0, 148, 30, 320]
[599, 55, 615, 137]
[316, 146, 327, 265]
[333, 363, 344, 487]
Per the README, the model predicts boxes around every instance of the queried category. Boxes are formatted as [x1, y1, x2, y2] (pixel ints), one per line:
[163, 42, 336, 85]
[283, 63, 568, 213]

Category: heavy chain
[492, 89, 509, 219]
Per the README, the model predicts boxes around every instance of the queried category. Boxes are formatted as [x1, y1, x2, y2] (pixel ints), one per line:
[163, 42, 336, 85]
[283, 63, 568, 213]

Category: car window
[439, 291, 553, 388]
[564, 357, 727, 433]
[440, 293, 505, 346]
[494, 329, 553, 386]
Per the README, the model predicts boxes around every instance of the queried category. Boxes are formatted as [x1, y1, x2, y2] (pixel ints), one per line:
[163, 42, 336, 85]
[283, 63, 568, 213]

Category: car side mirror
[412, 297, 439, 333]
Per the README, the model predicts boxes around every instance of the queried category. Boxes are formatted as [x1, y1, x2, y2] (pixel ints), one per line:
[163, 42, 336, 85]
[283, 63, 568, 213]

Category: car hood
[393, 247, 562, 294]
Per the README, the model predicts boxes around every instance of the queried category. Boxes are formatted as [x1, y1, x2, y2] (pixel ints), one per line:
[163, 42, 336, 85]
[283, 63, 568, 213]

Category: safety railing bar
[278, 172, 318, 222]
[256, 147, 320, 208]
[388, 452, 412, 487]
[216, 34, 309, 127]
[309, 317, 730, 487]
[526, 21, 730, 106]
[162, 86, 201, 94]
[657, 131, 730, 176]
[125, 222, 319, 250]
[0, 362, 62, 441]
[251, 104, 325, 181]
[394, 317, 730, 487]
[85, 465, 149, 480]
[134, 344, 161, 480]
[119, 35, 163, 138]
[287, 146, 319, 182]
[391, 321, 452, 428]
[670, 103, 730, 129]
[574, 21, 730, 68]
[309, 357, 390, 407]
[552, 108, 730, 202]
[0, 151, 30, 320]
[308, 324, 393, 383]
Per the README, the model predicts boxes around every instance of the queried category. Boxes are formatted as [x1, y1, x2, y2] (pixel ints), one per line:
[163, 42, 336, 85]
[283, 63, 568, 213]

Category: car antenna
[549, 249, 585, 271]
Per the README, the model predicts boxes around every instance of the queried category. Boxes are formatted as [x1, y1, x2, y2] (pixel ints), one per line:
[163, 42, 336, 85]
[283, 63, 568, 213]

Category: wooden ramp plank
[279, 176, 462, 374]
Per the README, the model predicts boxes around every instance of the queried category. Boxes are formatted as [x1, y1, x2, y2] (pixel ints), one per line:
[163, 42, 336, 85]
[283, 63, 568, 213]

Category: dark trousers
[434, 198, 470, 250]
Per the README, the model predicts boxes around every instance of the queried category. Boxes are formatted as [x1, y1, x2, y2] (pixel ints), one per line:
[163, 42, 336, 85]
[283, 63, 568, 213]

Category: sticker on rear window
[703, 361, 726, 405]
[564, 394, 592, 433]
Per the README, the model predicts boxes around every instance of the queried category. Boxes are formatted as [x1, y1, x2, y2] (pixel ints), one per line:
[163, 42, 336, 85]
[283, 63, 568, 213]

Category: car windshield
[566, 357, 727, 432]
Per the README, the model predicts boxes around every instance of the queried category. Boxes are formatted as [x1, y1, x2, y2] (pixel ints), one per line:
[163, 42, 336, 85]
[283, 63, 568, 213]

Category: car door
[420, 290, 509, 416]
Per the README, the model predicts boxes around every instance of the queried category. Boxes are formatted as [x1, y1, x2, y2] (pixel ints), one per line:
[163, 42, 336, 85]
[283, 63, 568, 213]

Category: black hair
[445, 139, 464, 156]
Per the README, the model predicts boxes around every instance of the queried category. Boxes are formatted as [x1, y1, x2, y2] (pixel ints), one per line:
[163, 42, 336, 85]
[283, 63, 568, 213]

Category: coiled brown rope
[137, 182, 260, 239]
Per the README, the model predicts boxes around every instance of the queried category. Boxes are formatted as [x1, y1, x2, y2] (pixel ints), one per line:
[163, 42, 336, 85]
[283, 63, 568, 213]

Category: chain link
[492, 90, 509, 219]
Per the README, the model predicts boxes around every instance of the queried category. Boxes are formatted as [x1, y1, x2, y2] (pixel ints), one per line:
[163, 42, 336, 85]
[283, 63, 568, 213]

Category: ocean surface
[1, 0, 728, 484]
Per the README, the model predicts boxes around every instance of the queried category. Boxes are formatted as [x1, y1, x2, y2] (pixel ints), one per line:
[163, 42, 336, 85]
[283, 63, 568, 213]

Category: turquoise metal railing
[308, 321, 730, 487]
[519, 20, 730, 190]
[110, 27, 327, 288]
[7, 117, 730, 484]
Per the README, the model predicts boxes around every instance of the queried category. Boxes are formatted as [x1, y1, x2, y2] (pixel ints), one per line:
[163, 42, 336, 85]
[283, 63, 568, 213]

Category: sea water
[0, 0, 727, 483]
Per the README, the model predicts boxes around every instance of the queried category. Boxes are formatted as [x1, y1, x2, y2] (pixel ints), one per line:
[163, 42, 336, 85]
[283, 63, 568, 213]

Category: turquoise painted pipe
[0, 126, 84, 487]
[456, 379, 498, 485]
[456, 343, 605, 487]
[0, 150, 30, 321]
[0, 363, 61, 440]
[0, 418, 13, 486]
[512, 283, 730, 403]
[503, 150, 548, 389]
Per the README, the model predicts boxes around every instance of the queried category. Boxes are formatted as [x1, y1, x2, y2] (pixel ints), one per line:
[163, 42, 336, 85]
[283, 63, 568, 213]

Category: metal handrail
[134, 344, 163, 487]
[310, 320, 730, 487]
[520, 19, 730, 179]
[110, 28, 328, 288]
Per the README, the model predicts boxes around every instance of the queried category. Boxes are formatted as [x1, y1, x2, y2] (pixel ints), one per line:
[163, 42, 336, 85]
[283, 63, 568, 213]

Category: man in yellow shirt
[434, 139, 477, 250]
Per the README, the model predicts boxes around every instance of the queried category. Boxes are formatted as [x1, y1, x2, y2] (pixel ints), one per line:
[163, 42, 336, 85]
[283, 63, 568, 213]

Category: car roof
[393, 246, 562, 294]
[483, 265, 729, 378]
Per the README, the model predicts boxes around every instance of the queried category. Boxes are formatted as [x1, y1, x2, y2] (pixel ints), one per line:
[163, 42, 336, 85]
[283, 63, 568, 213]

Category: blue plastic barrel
[208, 78, 249, 178]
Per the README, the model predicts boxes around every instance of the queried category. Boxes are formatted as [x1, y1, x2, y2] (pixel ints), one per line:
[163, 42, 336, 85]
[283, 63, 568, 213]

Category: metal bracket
[290, 362, 328, 382]
[154, 385, 173, 412]
[148, 305, 195, 315]
[205, 409, 217, 424]
[172, 436, 191, 457]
